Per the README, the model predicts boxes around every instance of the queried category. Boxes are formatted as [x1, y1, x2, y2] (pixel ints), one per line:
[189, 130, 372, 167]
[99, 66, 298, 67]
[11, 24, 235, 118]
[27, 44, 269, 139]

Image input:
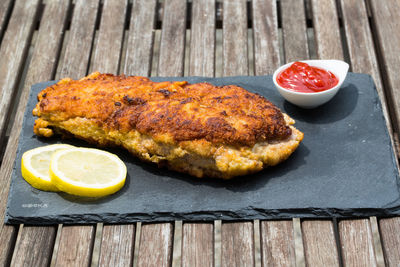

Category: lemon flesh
[50, 147, 127, 197]
[21, 144, 75, 191]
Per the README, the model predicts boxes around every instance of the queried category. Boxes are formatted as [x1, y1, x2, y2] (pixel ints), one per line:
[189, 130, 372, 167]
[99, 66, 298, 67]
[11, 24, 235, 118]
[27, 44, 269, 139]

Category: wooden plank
[251, 0, 280, 75]
[51, 0, 100, 265]
[123, 0, 157, 76]
[0, 0, 40, 150]
[301, 221, 339, 266]
[280, 0, 309, 62]
[189, 0, 215, 77]
[311, 0, 343, 60]
[11, 226, 57, 267]
[0, 0, 41, 265]
[223, 0, 248, 76]
[90, 0, 127, 74]
[181, 1, 215, 266]
[261, 221, 295, 266]
[221, 1, 253, 265]
[311, 1, 381, 266]
[222, 222, 254, 267]
[52, 225, 94, 266]
[340, 1, 388, 265]
[4, 1, 71, 266]
[280, 1, 339, 265]
[379, 218, 400, 266]
[369, 1, 400, 264]
[137, 223, 173, 267]
[158, 0, 186, 76]
[0, 0, 13, 42]
[339, 219, 377, 266]
[369, 0, 400, 129]
[57, 0, 99, 79]
[182, 223, 214, 267]
[99, 224, 135, 266]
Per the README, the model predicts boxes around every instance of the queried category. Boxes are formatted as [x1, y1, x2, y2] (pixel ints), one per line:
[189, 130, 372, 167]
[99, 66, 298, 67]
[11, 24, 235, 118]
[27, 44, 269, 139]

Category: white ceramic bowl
[273, 60, 349, 109]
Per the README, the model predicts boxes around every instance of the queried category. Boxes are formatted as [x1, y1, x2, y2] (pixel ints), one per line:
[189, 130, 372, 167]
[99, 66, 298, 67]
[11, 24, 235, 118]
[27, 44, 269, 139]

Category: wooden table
[0, 0, 399, 266]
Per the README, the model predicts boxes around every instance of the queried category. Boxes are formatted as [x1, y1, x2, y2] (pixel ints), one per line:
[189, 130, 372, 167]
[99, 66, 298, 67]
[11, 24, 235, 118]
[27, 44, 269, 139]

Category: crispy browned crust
[33, 72, 291, 146]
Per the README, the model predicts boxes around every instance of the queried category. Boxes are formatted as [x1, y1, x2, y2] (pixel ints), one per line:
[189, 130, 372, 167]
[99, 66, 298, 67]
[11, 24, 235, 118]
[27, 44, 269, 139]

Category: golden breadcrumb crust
[33, 72, 304, 179]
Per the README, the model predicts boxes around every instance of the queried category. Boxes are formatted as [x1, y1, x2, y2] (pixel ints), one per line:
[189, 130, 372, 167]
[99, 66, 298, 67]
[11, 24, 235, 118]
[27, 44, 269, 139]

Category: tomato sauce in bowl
[277, 61, 339, 93]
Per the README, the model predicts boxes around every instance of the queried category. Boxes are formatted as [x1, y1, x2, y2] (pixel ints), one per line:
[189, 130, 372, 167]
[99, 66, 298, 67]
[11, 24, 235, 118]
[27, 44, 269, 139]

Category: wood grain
[123, 0, 157, 76]
[281, 0, 309, 62]
[311, 0, 343, 60]
[53, 225, 95, 266]
[221, 1, 254, 265]
[302, 221, 339, 266]
[280, 1, 339, 264]
[379, 217, 400, 266]
[158, 0, 186, 76]
[339, 219, 377, 266]
[182, 223, 214, 267]
[261, 220, 295, 266]
[181, 1, 215, 266]
[90, 0, 127, 74]
[0, 0, 13, 42]
[340, 1, 388, 265]
[311, 1, 381, 266]
[0, 0, 40, 150]
[99, 224, 135, 266]
[369, 0, 400, 129]
[223, 0, 248, 76]
[57, 0, 99, 79]
[0, 0, 42, 265]
[51, 0, 100, 265]
[189, 0, 215, 77]
[11, 226, 57, 267]
[368, 2, 400, 263]
[251, 0, 280, 75]
[137, 223, 173, 267]
[222, 222, 254, 267]
[3, 1, 71, 266]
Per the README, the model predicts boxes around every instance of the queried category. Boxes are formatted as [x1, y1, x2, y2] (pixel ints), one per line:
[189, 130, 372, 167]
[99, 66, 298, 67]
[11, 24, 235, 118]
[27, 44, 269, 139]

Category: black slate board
[5, 74, 400, 225]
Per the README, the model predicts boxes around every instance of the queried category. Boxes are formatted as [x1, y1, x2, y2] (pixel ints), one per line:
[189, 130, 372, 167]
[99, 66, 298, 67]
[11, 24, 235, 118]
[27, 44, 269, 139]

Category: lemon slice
[21, 144, 75, 191]
[50, 147, 127, 197]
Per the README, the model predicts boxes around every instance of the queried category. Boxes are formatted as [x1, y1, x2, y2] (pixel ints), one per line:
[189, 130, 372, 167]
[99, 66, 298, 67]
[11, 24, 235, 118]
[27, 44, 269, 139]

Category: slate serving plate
[5, 74, 400, 225]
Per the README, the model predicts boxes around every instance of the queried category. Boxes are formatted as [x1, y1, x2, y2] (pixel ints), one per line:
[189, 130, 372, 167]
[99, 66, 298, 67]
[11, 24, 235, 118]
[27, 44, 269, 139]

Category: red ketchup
[277, 61, 339, 93]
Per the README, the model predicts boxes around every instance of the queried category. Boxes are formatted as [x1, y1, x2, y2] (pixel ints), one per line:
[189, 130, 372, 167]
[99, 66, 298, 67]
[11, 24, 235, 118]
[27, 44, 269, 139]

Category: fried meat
[33, 72, 303, 179]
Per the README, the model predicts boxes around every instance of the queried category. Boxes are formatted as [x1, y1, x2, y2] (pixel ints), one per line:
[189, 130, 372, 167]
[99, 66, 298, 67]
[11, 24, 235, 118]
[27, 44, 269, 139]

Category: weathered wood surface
[189, 0, 215, 77]
[311, 0, 343, 60]
[51, 0, 100, 265]
[369, 0, 400, 265]
[339, 219, 377, 266]
[57, 0, 99, 79]
[158, 0, 186, 76]
[137, 223, 173, 267]
[0, 0, 13, 42]
[124, 0, 157, 76]
[302, 221, 339, 266]
[0, 0, 40, 149]
[280, 0, 309, 63]
[4, 1, 71, 266]
[379, 217, 400, 266]
[223, 0, 248, 76]
[99, 224, 135, 266]
[11, 226, 56, 267]
[222, 222, 254, 267]
[182, 223, 214, 267]
[261, 221, 295, 266]
[251, 0, 280, 75]
[0, 0, 42, 265]
[90, 0, 127, 74]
